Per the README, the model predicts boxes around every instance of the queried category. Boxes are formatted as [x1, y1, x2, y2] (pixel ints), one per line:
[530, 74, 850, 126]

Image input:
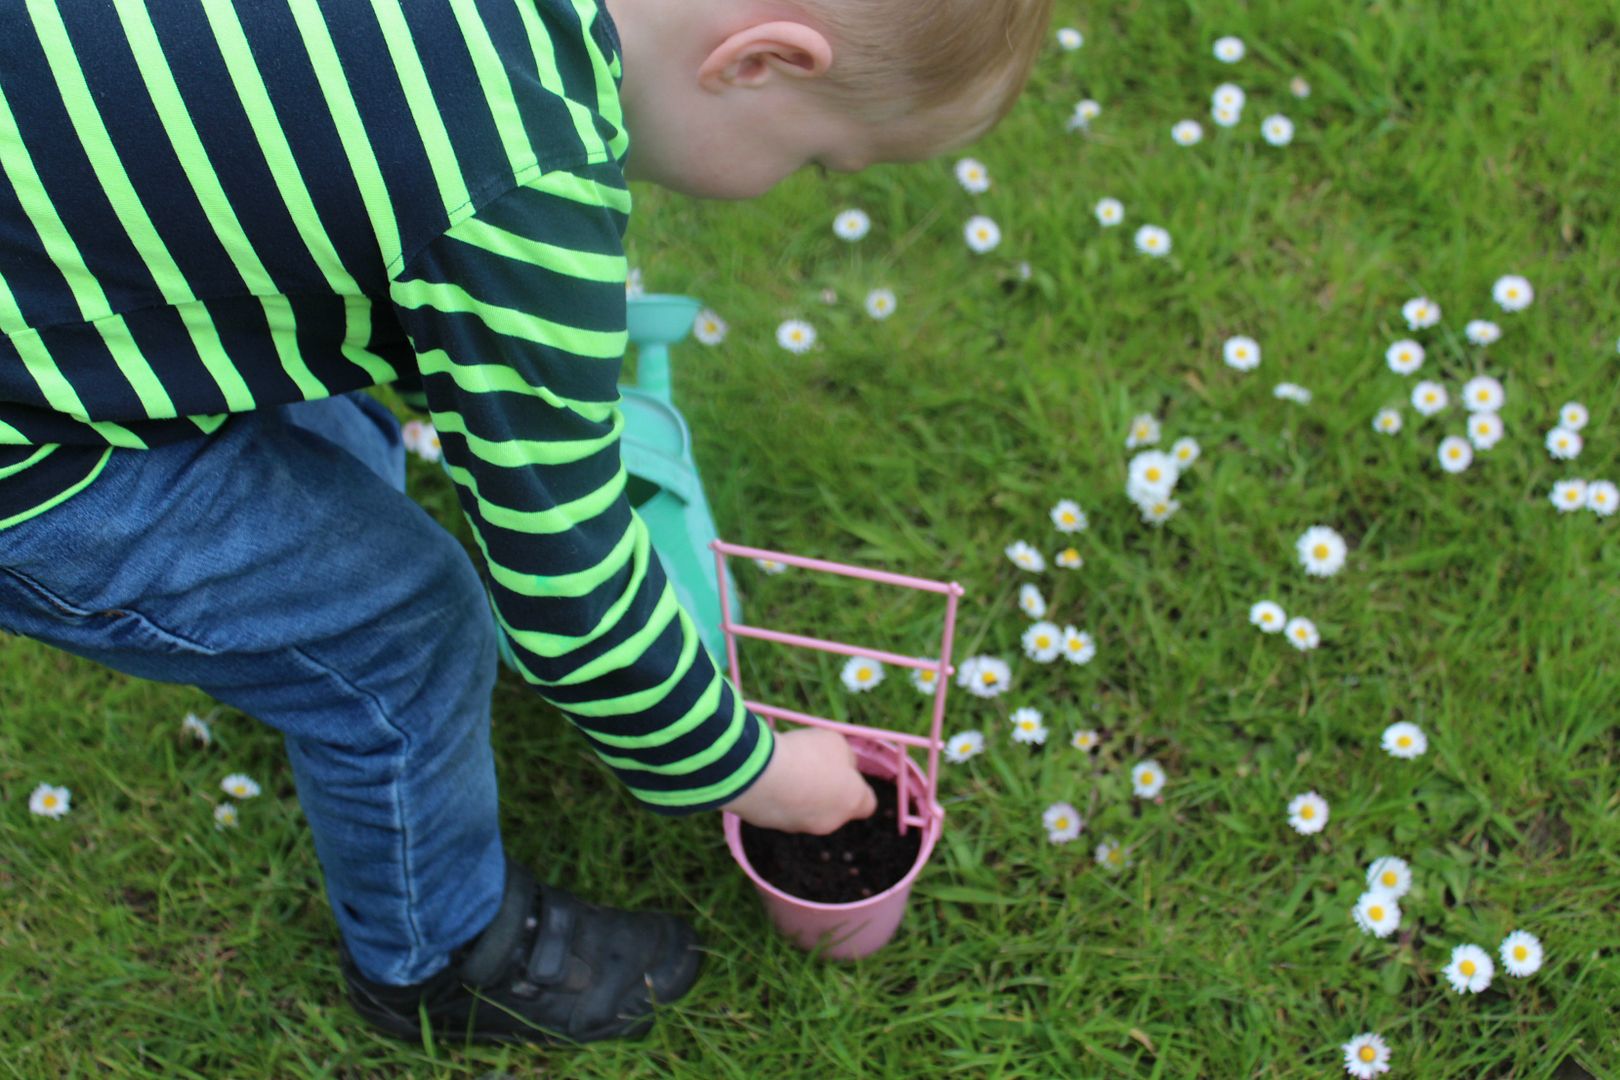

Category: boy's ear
[697, 22, 833, 91]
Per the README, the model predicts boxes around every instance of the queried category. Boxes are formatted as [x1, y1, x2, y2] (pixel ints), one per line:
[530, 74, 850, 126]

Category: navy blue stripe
[0, 444, 101, 522]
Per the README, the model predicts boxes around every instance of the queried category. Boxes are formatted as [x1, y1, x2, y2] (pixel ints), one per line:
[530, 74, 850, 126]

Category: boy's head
[610, 0, 1054, 198]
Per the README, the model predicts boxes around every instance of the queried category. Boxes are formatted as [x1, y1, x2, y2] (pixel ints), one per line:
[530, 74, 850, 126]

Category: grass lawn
[3, 1, 1618, 1076]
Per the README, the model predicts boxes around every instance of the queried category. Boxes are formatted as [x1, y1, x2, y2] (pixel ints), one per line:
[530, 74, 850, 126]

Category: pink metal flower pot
[710, 540, 963, 960]
[723, 734, 943, 960]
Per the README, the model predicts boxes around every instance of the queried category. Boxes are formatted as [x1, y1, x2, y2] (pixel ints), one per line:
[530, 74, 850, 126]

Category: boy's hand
[720, 727, 878, 835]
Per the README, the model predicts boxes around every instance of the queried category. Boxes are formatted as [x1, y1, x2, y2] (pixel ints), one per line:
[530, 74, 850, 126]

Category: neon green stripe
[0, 444, 54, 477]
[625, 726, 773, 808]
[190, 413, 229, 435]
[0, 419, 29, 443]
[444, 459, 624, 532]
[414, 347, 615, 421]
[176, 304, 255, 412]
[391, 278, 625, 359]
[86, 315, 179, 415]
[199, 0, 356, 294]
[339, 295, 397, 384]
[451, 217, 626, 282]
[285, 2, 403, 271]
[475, 514, 638, 600]
[569, 0, 628, 159]
[512, 0, 607, 162]
[530, 167, 630, 213]
[589, 677, 730, 760]
[503, 584, 685, 695]
[369, 0, 470, 215]
[488, 525, 651, 654]
[113, 0, 328, 401]
[447, 0, 536, 178]
[0, 447, 113, 530]
[431, 406, 621, 468]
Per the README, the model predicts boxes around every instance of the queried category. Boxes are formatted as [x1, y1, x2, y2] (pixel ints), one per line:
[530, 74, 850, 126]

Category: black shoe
[340, 855, 704, 1045]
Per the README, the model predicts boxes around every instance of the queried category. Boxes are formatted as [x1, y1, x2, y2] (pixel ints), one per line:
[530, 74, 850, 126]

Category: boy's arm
[388, 160, 773, 816]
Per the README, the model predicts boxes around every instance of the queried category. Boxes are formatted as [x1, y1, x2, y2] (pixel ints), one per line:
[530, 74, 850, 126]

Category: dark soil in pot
[739, 775, 923, 904]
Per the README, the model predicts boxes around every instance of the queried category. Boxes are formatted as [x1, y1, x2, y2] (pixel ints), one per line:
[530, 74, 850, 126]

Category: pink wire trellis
[711, 540, 964, 837]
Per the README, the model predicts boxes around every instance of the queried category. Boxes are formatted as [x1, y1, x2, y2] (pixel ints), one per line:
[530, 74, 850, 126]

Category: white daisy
[753, 557, 787, 575]
[833, 208, 870, 241]
[1342, 1033, 1392, 1079]
[957, 655, 1012, 698]
[1071, 728, 1100, 752]
[1005, 539, 1046, 572]
[221, 773, 261, 799]
[1366, 855, 1413, 899]
[1492, 274, 1533, 312]
[1023, 620, 1063, 663]
[1249, 600, 1287, 633]
[964, 215, 1001, 254]
[214, 802, 240, 830]
[1443, 943, 1494, 994]
[1284, 616, 1320, 651]
[944, 730, 985, 763]
[1468, 411, 1504, 450]
[1125, 413, 1162, 449]
[1352, 891, 1401, 938]
[1018, 583, 1047, 619]
[1172, 119, 1204, 146]
[1385, 340, 1425, 375]
[1559, 402, 1589, 431]
[1211, 102, 1243, 128]
[1069, 99, 1102, 131]
[1261, 114, 1295, 146]
[1051, 499, 1088, 533]
[1550, 478, 1588, 512]
[1287, 791, 1329, 835]
[1095, 197, 1124, 227]
[1128, 450, 1179, 498]
[692, 309, 728, 346]
[1274, 382, 1312, 404]
[840, 656, 885, 693]
[1095, 838, 1130, 870]
[1437, 435, 1474, 474]
[776, 319, 816, 354]
[1211, 83, 1246, 112]
[910, 665, 942, 694]
[1402, 296, 1441, 330]
[820, 287, 838, 305]
[401, 418, 429, 455]
[1411, 380, 1448, 417]
[1381, 721, 1427, 759]
[411, 423, 442, 464]
[1171, 437, 1201, 466]
[1500, 930, 1544, 977]
[864, 288, 897, 320]
[1465, 319, 1501, 346]
[1213, 36, 1245, 63]
[1061, 626, 1096, 665]
[1137, 496, 1181, 526]
[1134, 225, 1171, 258]
[1131, 760, 1166, 798]
[954, 157, 991, 194]
[1224, 335, 1261, 371]
[625, 267, 644, 299]
[1545, 426, 1582, 460]
[1296, 525, 1348, 577]
[1290, 76, 1312, 99]
[181, 712, 213, 746]
[1373, 408, 1403, 435]
[1011, 707, 1048, 746]
[1462, 376, 1505, 412]
[1586, 479, 1618, 516]
[28, 782, 71, 818]
[1042, 801, 1082, 842]
[1055, 546, 1084, 569]
[1056, 27, 1083, 51]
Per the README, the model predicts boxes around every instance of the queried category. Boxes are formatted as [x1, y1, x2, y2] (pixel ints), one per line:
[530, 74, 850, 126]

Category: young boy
[0, 0, 1050, 1047]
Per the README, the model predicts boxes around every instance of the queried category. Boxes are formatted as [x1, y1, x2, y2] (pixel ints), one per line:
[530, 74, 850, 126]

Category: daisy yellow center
[857, 667, 872, 681]
[1140, 771, 1155, 786]
[982, 672, 998, 686]
[1397, 735, 1412, 747]
[1300, 804, 1316, 819]
[1598, 493, 1610, 504]
[1460, 960, 1476, 977]
[1295, 628, 1308, 639]
[1020, 720, 1034, 730]
[1508, 288, 1519, 299]
[976, 228, 989, 240]
[1513, 945, 1528, 961]
[43, 794, 58, 808]
[956, 741, 971, 752]
[1448, 447, 1462, 459]
[1424, 393, 1436, 404]
[1567, 491, 1580, 502]
[1262, 613, 1275, 623]
[1235, 347, 1248, 359]
[1146, 467, 1162, 482]
[920, 671, 935, 682]
[1063, 548, 1079, 560]
[1381, 871, 1398, 887]
[1055, 817, 1069, 829]
[791, 330, 803, 341]
[1368, 905, 1385, 921]
[1061, 511, 1075, 523]
[1399, 350, 1411, 362]
[1382, 417, 1395, 429]
[1108, 848, 1123, 863]
[1478, 391, 1490, 402]
[1359, 1046, 1377, 1063]
[1036, 635, 1051, 648]
[1153, 503, 1168, 514]
[1312, 543, 1329, 560]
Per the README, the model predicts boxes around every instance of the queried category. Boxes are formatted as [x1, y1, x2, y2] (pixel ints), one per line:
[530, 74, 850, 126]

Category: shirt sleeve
[388, 160, 773, 816]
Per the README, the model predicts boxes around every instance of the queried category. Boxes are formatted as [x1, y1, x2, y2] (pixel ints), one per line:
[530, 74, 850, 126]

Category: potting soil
[739, 775, 922, 904]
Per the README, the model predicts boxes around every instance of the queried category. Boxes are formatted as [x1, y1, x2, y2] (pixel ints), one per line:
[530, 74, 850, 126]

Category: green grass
[4, 0, 1619, 1075]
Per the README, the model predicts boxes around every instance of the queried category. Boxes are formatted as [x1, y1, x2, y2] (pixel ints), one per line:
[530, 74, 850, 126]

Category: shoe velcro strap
[526, 884, 578, 986]
[458, 857, 537, 988]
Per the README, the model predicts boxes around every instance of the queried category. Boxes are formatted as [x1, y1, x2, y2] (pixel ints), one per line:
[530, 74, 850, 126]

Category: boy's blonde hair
[794, 0, 1055, 157]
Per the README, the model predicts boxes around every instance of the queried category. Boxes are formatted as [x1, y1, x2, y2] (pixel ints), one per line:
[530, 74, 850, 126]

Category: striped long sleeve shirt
[0, 0, 773, 815]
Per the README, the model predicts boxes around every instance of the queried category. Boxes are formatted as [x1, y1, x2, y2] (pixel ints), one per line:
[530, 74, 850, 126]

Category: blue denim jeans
[0, 392, 504, 985]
